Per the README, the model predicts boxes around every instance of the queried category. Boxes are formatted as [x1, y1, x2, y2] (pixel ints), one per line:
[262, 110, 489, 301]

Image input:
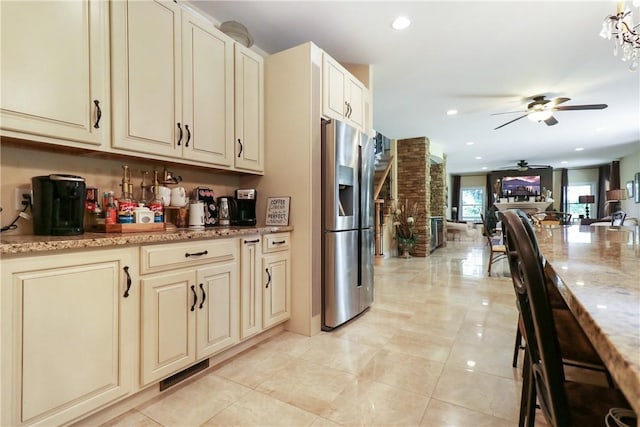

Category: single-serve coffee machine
[235, 189, 257, 226]
[32, 174, 86, 235]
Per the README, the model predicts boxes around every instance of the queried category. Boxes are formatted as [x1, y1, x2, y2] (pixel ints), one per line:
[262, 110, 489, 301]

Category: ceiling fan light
[528, 110, 554, 122]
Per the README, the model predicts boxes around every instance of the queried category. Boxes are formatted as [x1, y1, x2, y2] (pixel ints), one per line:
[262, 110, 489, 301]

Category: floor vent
[159, 359, 209, 391]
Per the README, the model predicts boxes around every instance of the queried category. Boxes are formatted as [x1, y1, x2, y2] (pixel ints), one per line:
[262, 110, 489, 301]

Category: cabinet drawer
[263, 233, 290, 253]
[140, 238, 237, 274]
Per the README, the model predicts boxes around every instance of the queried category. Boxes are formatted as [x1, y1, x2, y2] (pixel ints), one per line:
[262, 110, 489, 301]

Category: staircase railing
[373, 155, 394, 261]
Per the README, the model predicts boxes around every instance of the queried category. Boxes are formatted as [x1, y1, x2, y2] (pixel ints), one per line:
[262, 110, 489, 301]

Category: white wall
[620, 148, 640, 219]
[460, 175, 486, 188]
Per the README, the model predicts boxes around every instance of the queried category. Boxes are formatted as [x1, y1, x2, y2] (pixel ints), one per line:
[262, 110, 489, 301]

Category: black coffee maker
[234, 189, 257, 226]
[32, 174, 86, 235]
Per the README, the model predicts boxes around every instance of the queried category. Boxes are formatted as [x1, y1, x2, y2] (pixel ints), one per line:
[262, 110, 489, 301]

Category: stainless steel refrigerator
[321, 119, 375, 330]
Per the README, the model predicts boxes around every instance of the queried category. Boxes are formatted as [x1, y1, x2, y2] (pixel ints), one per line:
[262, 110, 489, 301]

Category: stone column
[396, 136, 430, 257]
[430, 160, 447, 248]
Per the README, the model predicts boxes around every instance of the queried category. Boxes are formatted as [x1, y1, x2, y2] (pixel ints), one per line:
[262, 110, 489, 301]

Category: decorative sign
[265, 197, 291, 226]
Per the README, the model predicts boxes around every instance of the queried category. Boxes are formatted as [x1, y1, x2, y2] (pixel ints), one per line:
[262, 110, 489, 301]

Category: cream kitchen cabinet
[234, 44, 265, 173]
[0, 248, 138, 427]
[111, 0, 235, 167]
[322, 54, 365, 131]
[139, 238, 239, 386]
[262, 233, 291, 328]
[0, 0, 109, 148]
[240, 235, 263, 339]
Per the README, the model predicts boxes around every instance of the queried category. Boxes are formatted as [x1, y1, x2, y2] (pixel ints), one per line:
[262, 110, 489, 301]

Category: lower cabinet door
[195, 262, 239, 359]
[140, 270, 196, 386]
[1, 248, 137, 427]
[262, 251, 291, 328]
[240, 236, 262, 339]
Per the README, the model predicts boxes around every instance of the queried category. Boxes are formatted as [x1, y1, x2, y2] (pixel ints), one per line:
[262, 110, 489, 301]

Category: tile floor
[101, 240, 546, 427]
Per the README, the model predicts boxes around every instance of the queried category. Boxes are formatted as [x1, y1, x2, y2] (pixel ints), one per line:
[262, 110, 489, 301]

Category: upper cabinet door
[0, 0, 109, 147]
[234, 44, 264, 173]
[111, 0, 181, 157]
[181, 12, 234, 166]
[322, 53, 366, 131]
[322, 56, 346, 121]
[345, 75, 364, 129]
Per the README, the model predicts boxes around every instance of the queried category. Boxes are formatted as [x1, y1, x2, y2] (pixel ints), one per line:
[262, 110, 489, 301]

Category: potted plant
[392, 199, 420, 257]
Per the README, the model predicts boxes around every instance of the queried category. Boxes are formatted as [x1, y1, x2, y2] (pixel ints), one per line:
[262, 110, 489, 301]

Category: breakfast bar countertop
[534, 225, 640, 414]
[0, 226, 293, 256]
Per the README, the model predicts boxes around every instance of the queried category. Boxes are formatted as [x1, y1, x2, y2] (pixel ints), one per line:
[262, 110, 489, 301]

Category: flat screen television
[501, 175, 541, 196]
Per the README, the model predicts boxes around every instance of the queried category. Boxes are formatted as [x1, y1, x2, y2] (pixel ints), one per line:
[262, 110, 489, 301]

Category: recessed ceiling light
[561, 161, 568, 164]
[466, 141, 474, 146]
[391, 16, 411, 30]
[475, 156, 482, 160]
[446, 109, 458, 116]
[481, 166, 488, 170]
[575, 147, 585, 151]
[596, 127, 607, 132]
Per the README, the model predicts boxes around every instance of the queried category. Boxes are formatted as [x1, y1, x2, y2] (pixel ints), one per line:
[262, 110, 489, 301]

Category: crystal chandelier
[600, 1, 640, 71]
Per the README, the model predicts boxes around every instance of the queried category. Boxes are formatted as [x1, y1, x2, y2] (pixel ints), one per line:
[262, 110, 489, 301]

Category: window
[567, 184, 595, 218]
[460, 187, 484, 221]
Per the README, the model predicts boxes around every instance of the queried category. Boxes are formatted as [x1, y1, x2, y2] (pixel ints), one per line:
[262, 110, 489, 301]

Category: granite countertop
[0, 226, 293, 256]
[535, 225, 640, 414]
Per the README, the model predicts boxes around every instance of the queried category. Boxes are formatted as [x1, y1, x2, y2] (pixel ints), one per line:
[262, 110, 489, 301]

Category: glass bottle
[118, 165, 135, 223]
[148, 171, 164, 223]
[104, 191, 117, 225]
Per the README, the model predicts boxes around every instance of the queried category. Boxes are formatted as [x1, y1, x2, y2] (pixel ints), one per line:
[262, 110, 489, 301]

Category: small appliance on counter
[32, 174, 86, 235]
[217, 196, 236, 226]
[193, 187, 217, 226]
[235, 188, 257, 226]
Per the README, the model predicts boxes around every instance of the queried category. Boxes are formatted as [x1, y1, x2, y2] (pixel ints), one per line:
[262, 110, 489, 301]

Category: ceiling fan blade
[550, 97, 571, 106]
[544, 116, 558, 126]
[494, 114, 528, 130]
[490, 110, 527, 116]
[554, 104, 608, 111]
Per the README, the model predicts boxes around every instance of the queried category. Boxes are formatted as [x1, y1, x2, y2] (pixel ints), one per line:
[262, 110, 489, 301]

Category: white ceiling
[190, 1, 640, 174]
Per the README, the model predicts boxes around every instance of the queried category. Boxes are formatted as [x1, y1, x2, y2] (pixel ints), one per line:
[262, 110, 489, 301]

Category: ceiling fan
[492, 95, 608, 130]
[500, 160, 551, 171]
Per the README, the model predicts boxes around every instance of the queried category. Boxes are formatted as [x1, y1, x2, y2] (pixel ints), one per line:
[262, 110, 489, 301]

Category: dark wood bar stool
[480, 213, 507, 276]
[510, 209, 612, 384]
[500, 210, 633, 427]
